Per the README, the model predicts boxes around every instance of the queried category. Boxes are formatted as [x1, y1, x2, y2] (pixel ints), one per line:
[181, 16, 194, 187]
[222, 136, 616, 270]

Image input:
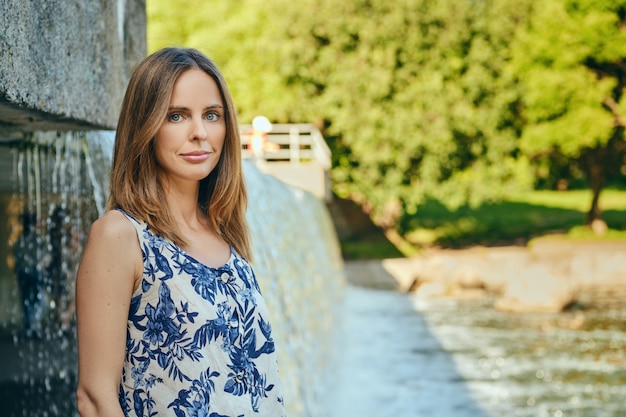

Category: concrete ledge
[0, 0, 146, 131]
[258, 161, 329, 201]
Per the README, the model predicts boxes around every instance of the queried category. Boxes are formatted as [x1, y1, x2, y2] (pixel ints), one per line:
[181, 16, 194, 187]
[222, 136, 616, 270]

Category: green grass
[340, 234, 405, 260]
[336, 189, 626, 259]
[401, 189, 626, 249]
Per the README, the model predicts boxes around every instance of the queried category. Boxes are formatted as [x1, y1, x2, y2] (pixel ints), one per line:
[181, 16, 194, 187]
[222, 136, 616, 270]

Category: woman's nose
[191, 118, 208, 141]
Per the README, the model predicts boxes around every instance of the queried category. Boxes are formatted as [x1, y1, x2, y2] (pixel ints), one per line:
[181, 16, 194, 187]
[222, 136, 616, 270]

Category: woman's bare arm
[75, 211, 142, 417]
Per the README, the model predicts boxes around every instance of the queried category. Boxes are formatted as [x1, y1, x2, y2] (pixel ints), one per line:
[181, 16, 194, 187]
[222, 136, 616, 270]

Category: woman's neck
[162, 180, 204, 228]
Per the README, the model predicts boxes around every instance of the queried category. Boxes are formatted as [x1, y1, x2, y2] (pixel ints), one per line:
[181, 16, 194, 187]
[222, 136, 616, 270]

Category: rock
[346, 242, 626, 313]
[591, 219, 608, 236]
[414, 281, 460, 298]
[457, 270, 486, 290]
[494, 265, 577, 313]
[381, 258, 424, 291]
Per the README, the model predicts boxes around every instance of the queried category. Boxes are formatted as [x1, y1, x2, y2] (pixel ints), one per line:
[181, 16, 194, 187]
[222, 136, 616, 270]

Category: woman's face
[154, 68, 226, 188]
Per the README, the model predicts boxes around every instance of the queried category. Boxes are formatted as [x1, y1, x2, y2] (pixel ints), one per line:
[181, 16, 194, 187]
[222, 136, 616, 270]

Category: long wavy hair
[107, 47, 251, 260]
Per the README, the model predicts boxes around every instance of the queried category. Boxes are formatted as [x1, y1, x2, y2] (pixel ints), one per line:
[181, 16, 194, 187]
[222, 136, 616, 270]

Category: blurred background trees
[511, 0, 626, 225]
[147, 0, 626, 245]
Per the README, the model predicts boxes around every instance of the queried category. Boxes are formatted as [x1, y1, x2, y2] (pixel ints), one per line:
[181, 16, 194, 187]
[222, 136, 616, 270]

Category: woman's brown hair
[107, 47, 251, 260]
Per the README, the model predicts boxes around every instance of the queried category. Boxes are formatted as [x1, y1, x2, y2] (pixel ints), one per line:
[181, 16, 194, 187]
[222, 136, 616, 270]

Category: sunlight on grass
[400, 189, 626, 249]
[405, 228, 438, 246]
[513, 189, 626, 211]
[383, 229, 421, 257]
[529, 226, 626, 247]
[406, 218, 481, 246]
[511, 190, 593, 210]
[567, 226, 626, 240]
[338, 189, 626, 258]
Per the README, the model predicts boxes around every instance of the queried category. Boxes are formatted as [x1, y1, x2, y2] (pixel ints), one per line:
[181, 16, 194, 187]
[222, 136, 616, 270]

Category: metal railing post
[289, 126, 300, 164]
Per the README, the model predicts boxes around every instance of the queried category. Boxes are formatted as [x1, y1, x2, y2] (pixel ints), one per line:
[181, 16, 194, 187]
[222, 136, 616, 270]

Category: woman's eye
[168, 113, 182, 122]
[205, 112, 220, 121]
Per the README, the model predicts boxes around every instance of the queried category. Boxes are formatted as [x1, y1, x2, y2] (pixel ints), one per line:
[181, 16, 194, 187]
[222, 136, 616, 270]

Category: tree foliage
[147, 0, 626, 231]
[281, 0, 534, 226]
[511, 0, 626, 222]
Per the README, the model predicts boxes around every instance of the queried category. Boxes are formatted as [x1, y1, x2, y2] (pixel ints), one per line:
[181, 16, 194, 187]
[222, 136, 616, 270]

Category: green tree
[273, 0, 534, 227]
[146, 0, 533, 228]
[511, 0, 626, 224]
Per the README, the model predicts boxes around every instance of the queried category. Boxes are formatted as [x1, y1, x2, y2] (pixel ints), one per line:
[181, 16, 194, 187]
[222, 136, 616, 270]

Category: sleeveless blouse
[117, 210, 285, 417]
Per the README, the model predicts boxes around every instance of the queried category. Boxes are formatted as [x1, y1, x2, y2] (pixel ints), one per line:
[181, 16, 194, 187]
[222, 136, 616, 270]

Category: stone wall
[0, 0, 146, 132]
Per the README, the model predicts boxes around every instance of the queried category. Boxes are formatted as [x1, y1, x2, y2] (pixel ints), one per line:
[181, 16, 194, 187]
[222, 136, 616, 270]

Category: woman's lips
[181, 151, 210, 162]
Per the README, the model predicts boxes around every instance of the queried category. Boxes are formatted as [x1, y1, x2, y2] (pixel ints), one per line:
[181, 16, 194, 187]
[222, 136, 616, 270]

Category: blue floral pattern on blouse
[117, 210, 285, 417]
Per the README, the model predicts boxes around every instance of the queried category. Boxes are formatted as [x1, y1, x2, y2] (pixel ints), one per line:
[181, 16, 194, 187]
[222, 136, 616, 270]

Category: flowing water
[413, 292, 626, 417]
[0, 132, 100, 417]
[330, 283, 626, 417]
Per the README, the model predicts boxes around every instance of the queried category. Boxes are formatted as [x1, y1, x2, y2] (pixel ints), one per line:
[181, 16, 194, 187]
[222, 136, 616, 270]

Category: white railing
[240, 123, 331, 170]
[239, 123, 332, 201]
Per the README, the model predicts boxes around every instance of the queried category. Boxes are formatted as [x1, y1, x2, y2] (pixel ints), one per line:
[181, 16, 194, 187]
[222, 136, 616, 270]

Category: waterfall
[244, 163, 345, 417]
[0, 131, 345, 416]
[0, 131, 99, 416]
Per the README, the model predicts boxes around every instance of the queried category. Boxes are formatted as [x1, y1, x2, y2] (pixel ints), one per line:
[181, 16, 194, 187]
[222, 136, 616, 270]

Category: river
[329, 283, 626, 417]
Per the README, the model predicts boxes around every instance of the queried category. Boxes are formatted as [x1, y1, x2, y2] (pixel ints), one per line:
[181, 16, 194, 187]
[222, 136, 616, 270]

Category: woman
[75, 48, 285, 417]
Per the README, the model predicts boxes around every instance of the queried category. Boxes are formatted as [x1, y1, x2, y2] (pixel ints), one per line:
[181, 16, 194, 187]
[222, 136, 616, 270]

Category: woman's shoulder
[79, 210, 143, 295]
[88, 209, 138, 243]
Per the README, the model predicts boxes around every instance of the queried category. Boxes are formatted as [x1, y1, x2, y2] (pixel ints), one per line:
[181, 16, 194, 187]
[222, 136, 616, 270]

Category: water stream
[329, 283, 626, 417]
[0, 132, 99, 416]
[414, 292, 626, 417]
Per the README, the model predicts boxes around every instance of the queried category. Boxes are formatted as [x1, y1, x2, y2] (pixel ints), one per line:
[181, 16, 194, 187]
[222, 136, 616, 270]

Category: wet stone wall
[0, 133, 101, 416]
